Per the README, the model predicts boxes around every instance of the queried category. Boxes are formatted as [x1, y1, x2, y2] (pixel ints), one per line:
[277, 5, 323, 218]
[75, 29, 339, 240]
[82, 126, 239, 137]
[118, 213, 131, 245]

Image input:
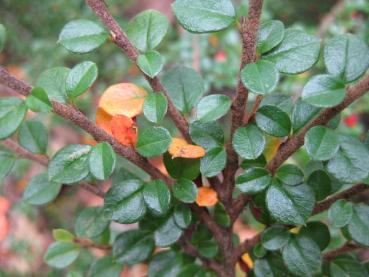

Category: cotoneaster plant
[1, 0, 369, 276]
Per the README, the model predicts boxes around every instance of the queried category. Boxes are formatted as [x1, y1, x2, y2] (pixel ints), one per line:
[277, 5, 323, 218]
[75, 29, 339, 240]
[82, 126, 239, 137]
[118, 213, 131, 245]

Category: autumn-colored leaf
[0, 196, 10, 214]
[0, 215, 9, 241]
[264, 136, 283, 162]
[241, 253, 254, 269]
[168, 138, 206, 159]
[98, 83, 147, 118]
[196, 187, 218, 207]
[96, 107, 113, 134]
[148, 156, 169, 176]
[111, 114, 138, 147]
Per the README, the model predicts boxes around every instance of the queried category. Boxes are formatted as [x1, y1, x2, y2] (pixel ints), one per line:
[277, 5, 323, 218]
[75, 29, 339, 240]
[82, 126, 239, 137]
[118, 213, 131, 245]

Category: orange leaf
[0, 196, 10, 214]
[98, 83, 147, 118]
[96, 107, 113, 134]
[111, 115, 138, 147]
[148, 156, 169, 176]
[0, 215, 9, 241]
[241, 253, 254, 269]
[168, 138, 206, 159]
[196, 187, 218, 207]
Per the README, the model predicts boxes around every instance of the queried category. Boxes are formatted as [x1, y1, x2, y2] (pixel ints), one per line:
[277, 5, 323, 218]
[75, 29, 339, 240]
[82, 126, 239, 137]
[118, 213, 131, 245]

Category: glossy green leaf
[197, 240, 219, 258]
[189, 121, 224, 150]
[66, 61, 98, 98]
[89, 256, 121, 277]
[200, 147, 226, 177]
[0, 146, 15, 180]
[18, 120, 48, 154]
[126, 10, 169, 52]
[345, 203, 369, 246]
[104, 180, 146, 224]
[260, 94, 293, 114]
[276, 164, 304, 186]
[44, 241, 80, 269]
[282, 234, 322, 277]
[162, 66, 204, 114]
[36, 67, 70, 103]
[58, 19, 108, 53]
[173, 203, 192, 228]
[302, 74, 346, 108]
[143, 92, 168, 123]
[23, 173, 62, 205]
[52, 229, 75, 242]
[143, 180, 171, 216]
[257, 20, 284, 54]
[254, 254, 288, 277]
[137, 51, 164, 78]
[327, 135, 369, 183]
[213, 203, 230, 228]
[265, 28, 320, 74]
[329, 255, 368, 277]
[0, 24, 6, 52]
[236, 167, 271, 194]
[233, 125, 266, 160]
[255, 105, 291, 137]
[241, 155, 267, 169]
[196, 94, 231, 122]
[172, 0, 236, 33]
[261, 225, 290, 251]
[173, 178, 198, 203]
[154, 215, 183, 247]
[291, 98, 320, 133]
[307, 170, 332, 201]
[136, 127, 172, 157]
[113, 229, 154, 265]
[48, 144, 91, 184]
[0, 97, 27, 139]
[89, 142, 116, 180]
[163, 152, 200, 180]
[75, 207, 109, 238]
[328, 199, 353, 228]
[241, 60, 279, 95]
[148, 251, 190, 277]
[324, 34, 369, 82]
[266, 181, 315, 225]
[300, 221, 330, 251]
[25, 87, 52, 112]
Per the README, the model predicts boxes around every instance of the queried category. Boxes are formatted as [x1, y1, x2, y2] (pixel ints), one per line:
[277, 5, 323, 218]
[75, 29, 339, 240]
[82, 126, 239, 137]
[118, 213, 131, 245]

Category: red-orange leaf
[196, 187, 218, 207]
[168, 138, 205, 159]
[111, 115, 138, 147]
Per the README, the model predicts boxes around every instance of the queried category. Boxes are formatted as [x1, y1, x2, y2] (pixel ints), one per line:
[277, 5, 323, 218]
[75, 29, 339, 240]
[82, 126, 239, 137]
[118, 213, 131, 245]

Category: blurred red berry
[215, 51, 227, 62]
[344, 113, 358, 128]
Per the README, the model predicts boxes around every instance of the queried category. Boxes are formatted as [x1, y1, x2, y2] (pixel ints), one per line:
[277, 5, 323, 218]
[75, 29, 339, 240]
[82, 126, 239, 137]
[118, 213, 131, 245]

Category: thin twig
[317, 0, 345, 38]
[74, 237, 112, 251]
[244, 95, 263, 124]
[323, 242, 363, 261]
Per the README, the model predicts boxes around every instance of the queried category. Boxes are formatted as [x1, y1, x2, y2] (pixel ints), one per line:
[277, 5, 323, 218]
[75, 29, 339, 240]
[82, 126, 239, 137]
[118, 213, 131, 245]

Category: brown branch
[323, 242, 364, 261]
[229, 194, 251, 223]
[317, 0, 345, 38]
[85, 0, 191, 142]
[74, 237, 112, 251]
[244, 95, 263, 124]
[233, 233, 262, 261]
[0, 66, 173, 186]
[267, 74, 369, 173]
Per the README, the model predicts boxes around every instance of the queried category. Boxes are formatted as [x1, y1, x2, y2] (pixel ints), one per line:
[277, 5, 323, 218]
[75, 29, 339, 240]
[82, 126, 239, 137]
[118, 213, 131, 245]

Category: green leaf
[162, 66, 204, 114]
[200, 147, 226, 177]
[148, 251, 190, 277]
[18, 120, 48, 154]
[257, 20, 285, 54]
[236, 167, 271, 194]
[52, 229, 75, 242]
[328, 199, 353, 229]
[126, 10, 169, 52]
[324, 34, 369, 83]
[23, 173, 62, 205]
[300, 221, 330, 251]
[173, 203, 192, 228]
[89, 256, 121, 277]
[25, 87, 52, 112]
[163, 152, 200, 180]
[233, 125, 266, 160]
[143, 180, 171, 216]
[137, 51, 164, 78]
[197, 240, 219, 258]
[276, 164, 304, 186]
[0, 146, 15, 180]
[58, 19, 108, 53]
[329, 255, 368, 277]
[241, 155, 267, 169]
[0, 24, 6, 52]
[189, 121, 224, 150]
[104, 180, 146, 224]
[196, 94, 231, 122]
[302, 74, 346, 108]
[291, 98, 320, 133]
[0, 97, 27, 139]
[265, 28, 321, 74]
[154, 215, 183, 247]
[136, 127, 172, 157]
[44, 241, 80, 269]
[172, 0, 236, 33]
[213, 203, 230, 228]
[113, 229, 154, 265]
[255, 105, 291, 137]
[143, 92, 168, 123]
[282, 234, 322, 277]
[307, 170, 332, 201]
[75, 207, 109, 238]
[260, 94, 294, 114]
[266, 181, 315, 225]
[173, 178, 198, 203]
[48, 144, 91, 184]
[36, 67, 70, 103]
[66, 61, 98, 99]
[254, 254, 287, 277]
[241, 60, 279, 95]
[89, 142, 116, 180]
[261, 225, 290, 251]
[345, 203, 369, 246]
[327, 135, 369, 183]
[305, 126, 339, 161]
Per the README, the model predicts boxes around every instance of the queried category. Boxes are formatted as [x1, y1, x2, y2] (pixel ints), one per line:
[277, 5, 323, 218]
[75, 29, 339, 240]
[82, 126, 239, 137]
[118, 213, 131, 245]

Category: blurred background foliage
[0, 0, 369, 276]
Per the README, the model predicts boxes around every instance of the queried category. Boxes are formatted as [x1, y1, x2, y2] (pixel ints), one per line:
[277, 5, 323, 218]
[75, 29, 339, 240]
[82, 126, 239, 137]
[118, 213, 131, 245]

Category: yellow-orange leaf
[111, 114, 137, 147]
[98, 83, 147, 118]
[96, 107, 113, 134]
[241, 253, 254, 269]
[264, 136, 283, 162]
[168, 138, 206, 159]
[196, 187, 218, 207]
